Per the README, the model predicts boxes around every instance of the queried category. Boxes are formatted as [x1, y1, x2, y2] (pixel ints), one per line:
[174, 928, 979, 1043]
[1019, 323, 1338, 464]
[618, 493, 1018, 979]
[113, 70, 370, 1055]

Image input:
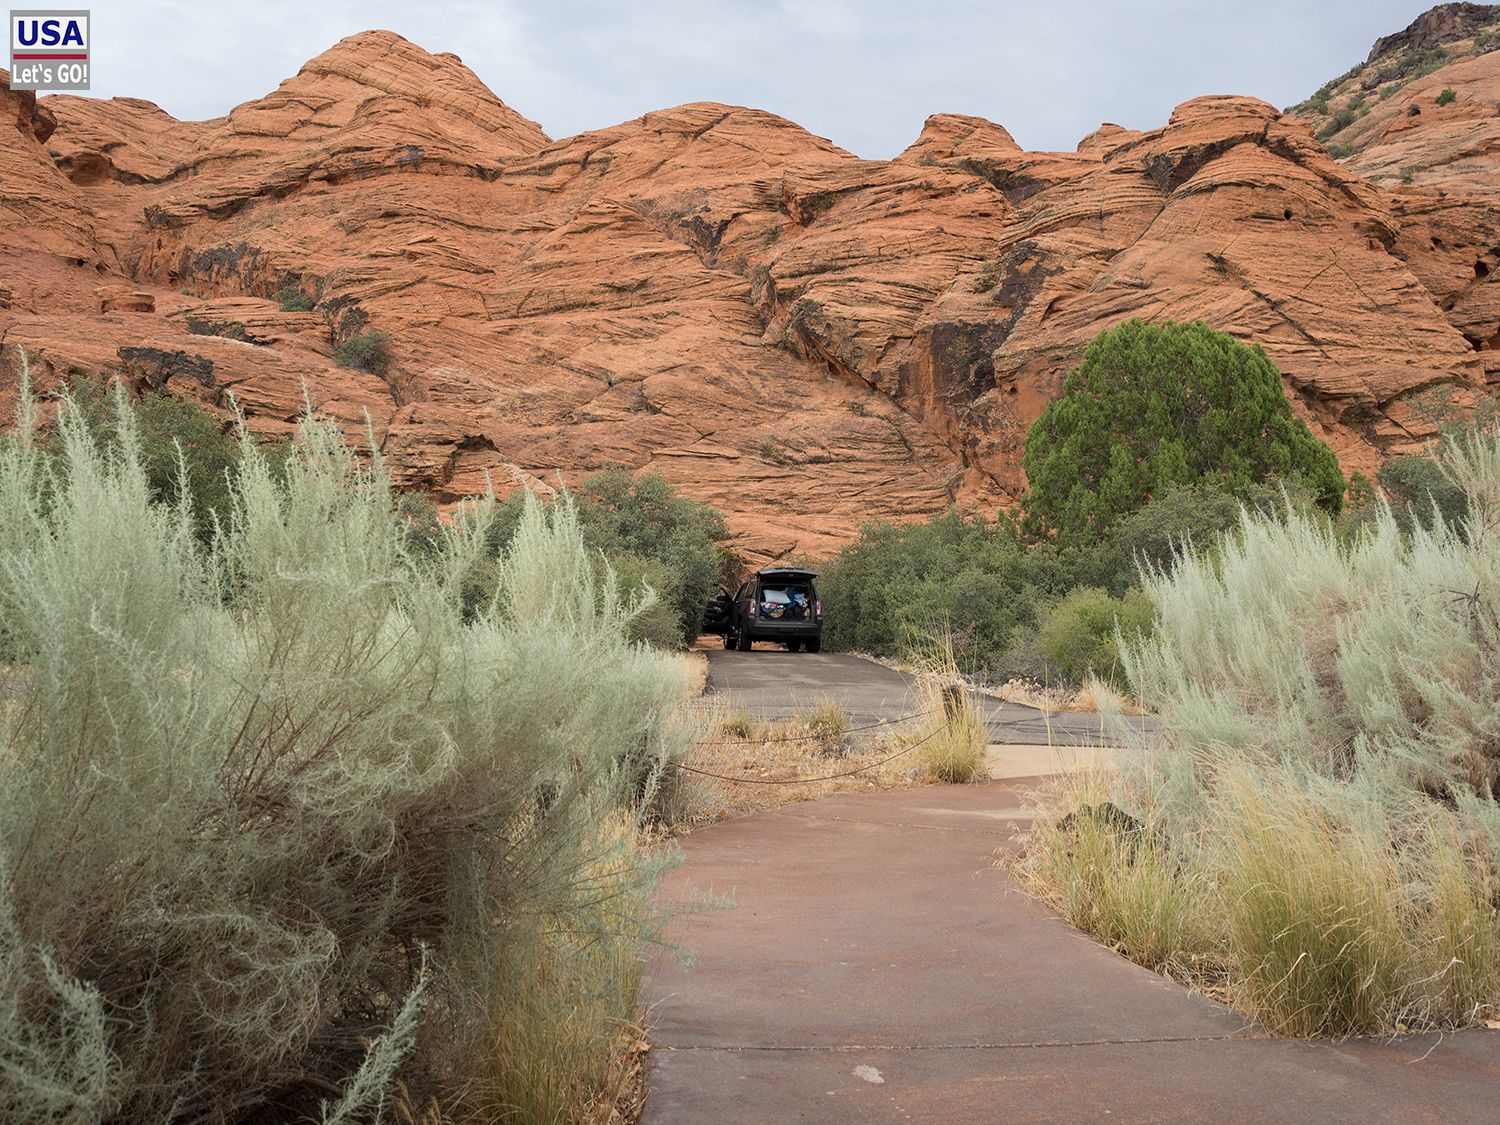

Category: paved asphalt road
[643, 782, 1500, 1123]
[702, 647, 1153, 746]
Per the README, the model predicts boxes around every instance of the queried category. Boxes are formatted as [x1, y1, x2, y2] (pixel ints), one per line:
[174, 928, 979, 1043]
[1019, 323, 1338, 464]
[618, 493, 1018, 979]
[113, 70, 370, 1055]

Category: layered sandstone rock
[1290, 5, 1500, 390]
[3, 15, 1500, 560]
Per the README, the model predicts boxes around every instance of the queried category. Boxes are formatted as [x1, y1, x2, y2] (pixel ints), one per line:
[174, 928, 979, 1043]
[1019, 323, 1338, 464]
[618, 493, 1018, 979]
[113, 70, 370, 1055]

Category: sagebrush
[1022, 429, 1500, 1037]
[0, 372, 688, 1121]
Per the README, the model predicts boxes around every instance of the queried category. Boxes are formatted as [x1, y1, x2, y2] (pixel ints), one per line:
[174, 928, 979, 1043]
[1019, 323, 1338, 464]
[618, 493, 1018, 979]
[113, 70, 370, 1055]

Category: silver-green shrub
[1029, 430, 1500, 1036]
[0, 374, 687, 1120]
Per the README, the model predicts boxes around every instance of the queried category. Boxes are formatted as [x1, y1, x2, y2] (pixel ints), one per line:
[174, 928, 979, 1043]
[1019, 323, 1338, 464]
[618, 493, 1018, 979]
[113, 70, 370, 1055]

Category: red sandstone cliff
[3, 10, 1499, 559]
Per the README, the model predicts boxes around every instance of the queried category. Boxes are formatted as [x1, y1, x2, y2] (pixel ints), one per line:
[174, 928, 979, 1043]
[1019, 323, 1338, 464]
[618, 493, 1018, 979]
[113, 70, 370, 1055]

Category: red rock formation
[4, 16, 1500, 560]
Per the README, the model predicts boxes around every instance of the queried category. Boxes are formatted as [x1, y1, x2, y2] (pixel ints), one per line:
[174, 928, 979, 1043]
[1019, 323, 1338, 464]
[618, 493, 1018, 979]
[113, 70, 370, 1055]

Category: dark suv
[703, 567, 822, 652]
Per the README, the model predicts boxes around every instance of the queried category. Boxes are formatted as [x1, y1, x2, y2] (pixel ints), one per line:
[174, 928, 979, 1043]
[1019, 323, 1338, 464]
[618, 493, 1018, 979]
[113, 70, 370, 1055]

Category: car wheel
[787, 640, 802, 652]
[806, 639, 821, 653]
[736, 629, 752, 652]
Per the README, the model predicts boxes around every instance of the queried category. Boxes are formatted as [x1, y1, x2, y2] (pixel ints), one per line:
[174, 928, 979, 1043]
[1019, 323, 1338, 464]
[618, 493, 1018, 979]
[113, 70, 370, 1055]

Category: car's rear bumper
[744, 621, 821, 640]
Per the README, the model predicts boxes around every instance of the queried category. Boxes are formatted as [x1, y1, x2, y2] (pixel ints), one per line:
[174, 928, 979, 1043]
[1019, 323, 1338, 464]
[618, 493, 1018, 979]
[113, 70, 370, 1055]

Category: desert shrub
[334, 329, 392, 374]
[719, 710, 762, 740]
[1373, 388, 1500, 534]
[818, 510, 1056, 671]
[1025, 429, 1500, 1036]
[1436, 87, 1457, 106]
[1107, 481, 1241, 583]
[460, 468, 727, 648]
[0, 385, 688, 1121]
[606, 553, 692, 648]
[1036, 587, 1154, 687]
[1020, 770, 1201, 971]
[395, 489, 446, 558]
[56, 376, 250, 542]
[572, 467, 729, 647]
[1021, 319, 1344, 546]
[912, 636, 988, 783]
[1378, 451, 1468, 530]
[800, 699, 850, 754]
[274, 278, 315, 312]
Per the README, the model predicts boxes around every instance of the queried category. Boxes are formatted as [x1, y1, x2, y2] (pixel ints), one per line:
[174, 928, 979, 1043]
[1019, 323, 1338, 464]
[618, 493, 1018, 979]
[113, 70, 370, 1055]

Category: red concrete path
[642, 780, 1500, 1123]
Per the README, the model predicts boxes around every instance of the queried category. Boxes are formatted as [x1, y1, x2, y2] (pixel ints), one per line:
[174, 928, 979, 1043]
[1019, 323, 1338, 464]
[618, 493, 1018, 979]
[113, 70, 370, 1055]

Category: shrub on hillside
[1023, 429, 1500, 1036]
[1035, 586, 1154, 687]
[0, 383, 688, 1120]
[1021, 319, 1344, 545]
[274, 277, 315, 312]
[334, 329, 392, 374]
[1436, 87, 1457, 105]
[1353, 388, 1500, 536]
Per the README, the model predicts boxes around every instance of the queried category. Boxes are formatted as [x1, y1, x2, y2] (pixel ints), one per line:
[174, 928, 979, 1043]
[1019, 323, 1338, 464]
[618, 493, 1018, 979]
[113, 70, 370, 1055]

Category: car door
[701, 587, 733, 635]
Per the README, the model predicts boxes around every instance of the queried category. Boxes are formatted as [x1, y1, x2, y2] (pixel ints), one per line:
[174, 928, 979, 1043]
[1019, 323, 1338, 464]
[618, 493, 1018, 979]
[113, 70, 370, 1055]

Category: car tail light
[749, 601, 757, 618]
[815, 600, 823, 621]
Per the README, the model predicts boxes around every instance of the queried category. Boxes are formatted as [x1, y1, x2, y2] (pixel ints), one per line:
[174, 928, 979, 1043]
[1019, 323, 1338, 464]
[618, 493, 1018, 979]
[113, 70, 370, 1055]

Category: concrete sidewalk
[642, 781, 1500, 1123]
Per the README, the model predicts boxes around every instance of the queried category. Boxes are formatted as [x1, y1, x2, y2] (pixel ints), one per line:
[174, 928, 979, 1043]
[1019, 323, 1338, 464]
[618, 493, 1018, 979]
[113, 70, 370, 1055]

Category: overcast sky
[77, 1, 1433, 156]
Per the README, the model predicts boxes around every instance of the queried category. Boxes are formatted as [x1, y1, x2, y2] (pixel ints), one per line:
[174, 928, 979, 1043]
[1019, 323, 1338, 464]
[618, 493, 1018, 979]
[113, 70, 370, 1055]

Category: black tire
[786, 640, 802, 652]
[736, 629, 752, 652]
[806, 638, 821, 653]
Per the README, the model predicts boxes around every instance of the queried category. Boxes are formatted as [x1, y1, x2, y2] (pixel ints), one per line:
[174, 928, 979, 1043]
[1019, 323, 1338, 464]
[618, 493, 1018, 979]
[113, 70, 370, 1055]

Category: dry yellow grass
[995, 675, 1151, 716]
[660, 702, 937, 828]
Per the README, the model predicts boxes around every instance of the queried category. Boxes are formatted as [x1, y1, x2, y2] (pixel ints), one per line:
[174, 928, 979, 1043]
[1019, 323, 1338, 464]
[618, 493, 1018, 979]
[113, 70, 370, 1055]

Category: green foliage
[274, 275, 315, 312]
[1109, 482, 1242, 580]
[1021, 319, 1344, 545]
[334, 329, 392, 375]
[818, 510, 1060, 672]
[1436, 87, 1458, 106]
[0, 381, 688, 1119]
[1036, 587, 1155, 687]
[1027, 428, 1500, 1036]
[569, 466, 728, 647]
[1379, 452, 1467, 530]
[1373, 388, 1500, 534]
[473, 467, 728, 648]
[57, 377, 246, 541]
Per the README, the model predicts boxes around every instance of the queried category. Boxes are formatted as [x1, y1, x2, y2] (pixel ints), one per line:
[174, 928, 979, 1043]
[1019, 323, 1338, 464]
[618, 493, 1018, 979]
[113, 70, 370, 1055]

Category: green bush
[1370, 388, 1500, 534]
[1027, 429, 1500, 1036]
[470, 467, 728, 648]
[57, 376, 256, 542]
[1109, 482, 1242, 581]
[1036, 586, 1155, 687]
[274, 278, 315, 312]
[1436, 87, 1457, 106]
[818, 510, 1059, 672]
[570, 467, 728, 647]
[1021, 319, 1344, 545]
[334, 329, 392, 374]
[0, 381, 688, 1120]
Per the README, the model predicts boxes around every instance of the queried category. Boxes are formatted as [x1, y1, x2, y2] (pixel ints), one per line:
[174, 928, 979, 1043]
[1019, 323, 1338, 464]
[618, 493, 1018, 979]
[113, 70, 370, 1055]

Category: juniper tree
[1021, 319, 1344, 544]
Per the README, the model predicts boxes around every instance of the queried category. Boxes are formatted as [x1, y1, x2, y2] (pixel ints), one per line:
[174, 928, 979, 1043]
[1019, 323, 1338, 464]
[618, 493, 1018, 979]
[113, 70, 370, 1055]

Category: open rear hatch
[754, 569, 818, 624]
